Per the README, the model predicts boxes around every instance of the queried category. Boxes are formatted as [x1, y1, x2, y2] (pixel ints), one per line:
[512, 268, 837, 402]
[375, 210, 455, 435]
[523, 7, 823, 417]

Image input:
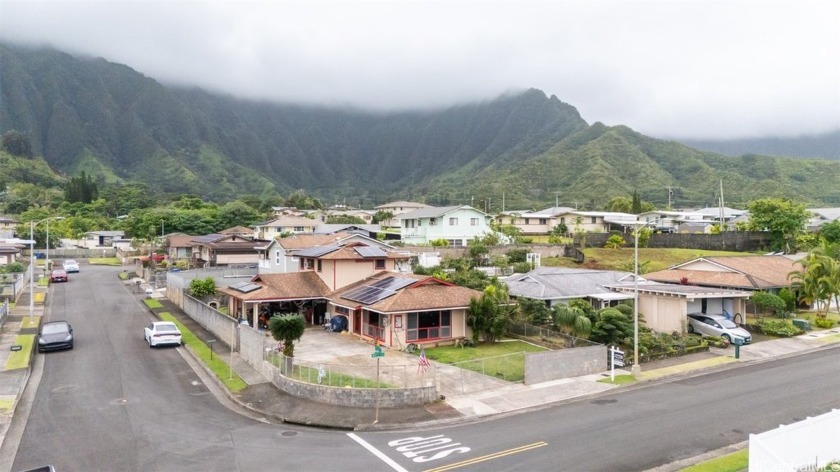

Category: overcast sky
[2, 0, 838, 140]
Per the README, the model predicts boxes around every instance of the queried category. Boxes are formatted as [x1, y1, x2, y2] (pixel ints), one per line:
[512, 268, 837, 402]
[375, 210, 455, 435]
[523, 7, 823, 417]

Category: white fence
[749, 409, 840, 471]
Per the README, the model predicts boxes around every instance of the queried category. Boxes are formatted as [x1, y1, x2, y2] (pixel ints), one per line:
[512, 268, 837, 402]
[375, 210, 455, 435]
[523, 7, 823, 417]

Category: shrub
[813, 318, 836, 329]
[750, 291, 788, 319]
[757, 319, 804, 337]
[512, 262, 533, 273]
[604, 234, 625, 249]
[189, 277, 216, 298]
[777, 288, 797, 312]
[0, 262, 25, 273]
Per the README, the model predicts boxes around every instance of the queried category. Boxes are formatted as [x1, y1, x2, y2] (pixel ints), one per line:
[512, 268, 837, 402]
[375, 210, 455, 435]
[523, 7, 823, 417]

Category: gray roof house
[504, 267, 637, 309]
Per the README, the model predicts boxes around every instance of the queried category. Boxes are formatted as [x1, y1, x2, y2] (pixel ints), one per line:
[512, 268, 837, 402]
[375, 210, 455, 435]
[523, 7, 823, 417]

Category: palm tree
[552, 304, 592, 347]
[789, 248, 840, 318]
[268, 313, 306, 358]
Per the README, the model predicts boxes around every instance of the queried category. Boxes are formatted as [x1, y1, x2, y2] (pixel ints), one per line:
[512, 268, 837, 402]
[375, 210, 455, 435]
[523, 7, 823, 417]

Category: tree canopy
[747, 198, 809, 253]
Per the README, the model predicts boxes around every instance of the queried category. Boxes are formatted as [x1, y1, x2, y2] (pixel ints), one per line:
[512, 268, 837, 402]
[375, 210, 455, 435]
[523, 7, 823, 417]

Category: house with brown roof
[190, 233, 262, 268]
[330, 273, 481, 348]
[256, 232, 407, 274]
[164, 233, 194, 262]
[221, 226, 257, 239]
[642, 255, 802, 294]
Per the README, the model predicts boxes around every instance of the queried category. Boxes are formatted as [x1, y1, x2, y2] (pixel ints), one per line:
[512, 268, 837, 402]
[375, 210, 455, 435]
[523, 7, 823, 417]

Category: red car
[50, 269, 68, 283]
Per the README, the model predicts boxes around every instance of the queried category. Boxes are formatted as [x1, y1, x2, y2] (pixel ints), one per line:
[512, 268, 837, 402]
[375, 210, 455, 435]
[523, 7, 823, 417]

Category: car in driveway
[63, 259, 80, 273]
[38, 321, 74, 353]
[687, 313, 752, 344]
[144, 321, 183, 348]
[50, 269, 68, 283]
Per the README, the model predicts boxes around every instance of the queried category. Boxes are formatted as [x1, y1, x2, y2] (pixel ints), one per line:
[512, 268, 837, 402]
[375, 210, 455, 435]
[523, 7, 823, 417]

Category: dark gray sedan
[38, 321, 74, 353]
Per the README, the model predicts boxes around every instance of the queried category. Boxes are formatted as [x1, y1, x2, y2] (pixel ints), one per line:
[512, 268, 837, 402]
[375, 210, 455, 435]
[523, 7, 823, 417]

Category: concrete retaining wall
[265, 362, 438, 407]
[524, 344, 607, 385]
[183, 294, 238, 350]
[240, 325, 270, 370]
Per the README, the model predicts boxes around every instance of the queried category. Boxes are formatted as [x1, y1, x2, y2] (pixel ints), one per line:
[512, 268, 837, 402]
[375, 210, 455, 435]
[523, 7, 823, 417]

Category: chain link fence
[508, 322, 599, 348]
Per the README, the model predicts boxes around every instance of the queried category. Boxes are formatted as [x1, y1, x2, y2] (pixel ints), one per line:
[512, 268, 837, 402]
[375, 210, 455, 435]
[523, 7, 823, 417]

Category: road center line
[347, 433, 409, 472]
[423, 441, 548, 472]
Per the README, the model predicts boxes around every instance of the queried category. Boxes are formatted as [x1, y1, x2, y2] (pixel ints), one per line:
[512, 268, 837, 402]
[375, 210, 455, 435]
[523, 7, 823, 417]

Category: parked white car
[63, 259, 80, 273]
[144, 321, 182, 348]
[687, 313, 752, 344]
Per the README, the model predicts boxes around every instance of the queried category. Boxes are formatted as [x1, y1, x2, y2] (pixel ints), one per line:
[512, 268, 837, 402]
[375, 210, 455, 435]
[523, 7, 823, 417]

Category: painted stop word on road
[388, 435, 471, 463]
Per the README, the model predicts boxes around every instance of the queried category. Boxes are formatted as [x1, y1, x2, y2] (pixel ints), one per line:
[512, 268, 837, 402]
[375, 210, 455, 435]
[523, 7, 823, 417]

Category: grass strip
[34, 292, 46, 304]
[597, 374, 637, 385]
[158, 312, 248, 393]
[21, 317, 39, 329]
[144, 299, 163, 309]
[37, 277, 49, 287]
[88, 257, 123, 266]
[0, 398, 14, 413]
[682, 449, 748, 472]
[4, 335, 34, 371]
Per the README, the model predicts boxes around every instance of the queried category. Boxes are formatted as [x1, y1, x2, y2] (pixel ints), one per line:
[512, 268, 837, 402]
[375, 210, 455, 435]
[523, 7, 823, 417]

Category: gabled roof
[374, 201, 430, 210]
[519, 206, 577, 218]
[331, 273, 482, 313]
[505, 267, 637, 300]
[644, 255, 801, 289]
[314, 224, 381, 234]
[167, 234, 195, 248]
[397, 205, 487, 219]
[690, 207, 748, 218]
[221, 226, 255, 235]
[86, 230, 125, 236]
[808, 208, 840, 221]
[274, 233, 349, 250]
[257, 215, 319, 228]
[217, 271, 332, 301]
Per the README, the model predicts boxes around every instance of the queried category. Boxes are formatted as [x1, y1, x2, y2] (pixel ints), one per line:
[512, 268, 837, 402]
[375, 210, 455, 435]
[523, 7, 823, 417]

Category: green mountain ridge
[2, 42, 839, 209]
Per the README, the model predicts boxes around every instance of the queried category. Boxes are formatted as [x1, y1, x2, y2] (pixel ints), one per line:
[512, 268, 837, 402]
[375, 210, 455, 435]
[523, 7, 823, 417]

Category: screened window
[471, 218, 479, 226]
[449, 217, 458, 226]
[406, 310, 452, 341]
[375, 259, 386, 270]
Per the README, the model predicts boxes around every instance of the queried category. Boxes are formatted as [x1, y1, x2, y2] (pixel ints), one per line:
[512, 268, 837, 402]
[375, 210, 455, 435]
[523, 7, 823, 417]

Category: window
[448, 239, 464, 247]
[449, 217, 458, 226]
[363, 311, 385, 341]
[560, 217, 565, 224]
[591, 217, 597, 224]
[525, 218, 530, 225]
[471, 218, 479, 226]
[294, 226, 304, 232]
[406, 310, 452, 341]
[375, 259, 386, 270]
[274, 250, 281, 264]
[430, 218, 437, 226]
[303, 258, 315, 270]
[539, 218, 547, 225]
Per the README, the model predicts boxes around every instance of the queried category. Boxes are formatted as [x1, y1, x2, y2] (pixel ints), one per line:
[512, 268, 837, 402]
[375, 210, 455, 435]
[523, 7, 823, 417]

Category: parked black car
[38, 321, 74, 353]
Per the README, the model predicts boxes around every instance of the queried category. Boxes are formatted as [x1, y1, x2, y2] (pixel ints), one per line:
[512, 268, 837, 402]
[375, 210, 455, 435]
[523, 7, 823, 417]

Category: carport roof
[217, 271, 332, 301]
[605, 282, 751, 299]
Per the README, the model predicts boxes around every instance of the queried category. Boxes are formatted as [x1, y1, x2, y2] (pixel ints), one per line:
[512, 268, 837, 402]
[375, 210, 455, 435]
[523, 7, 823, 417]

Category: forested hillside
[2, 42, 839, 210]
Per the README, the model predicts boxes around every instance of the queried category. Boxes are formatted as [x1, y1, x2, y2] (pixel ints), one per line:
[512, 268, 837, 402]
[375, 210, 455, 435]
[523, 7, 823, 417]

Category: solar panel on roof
[370, 276, 415, 291]
[343, 285, 397, 304]
[355, 246, 387, 258]
[294, 245, 340, 258]
[231, 282, 261, 293]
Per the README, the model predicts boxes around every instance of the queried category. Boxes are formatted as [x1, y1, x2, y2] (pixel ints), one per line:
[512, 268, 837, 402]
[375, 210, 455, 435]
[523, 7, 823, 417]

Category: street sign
[371, 345, 384, 358]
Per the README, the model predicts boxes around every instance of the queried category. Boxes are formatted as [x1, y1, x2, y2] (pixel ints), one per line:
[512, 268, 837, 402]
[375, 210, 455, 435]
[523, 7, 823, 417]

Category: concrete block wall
[266, 363, 438, 407]
[183, 295, 238, 349]
[240, 325, 270, 369]
[524, 345, 607, 385]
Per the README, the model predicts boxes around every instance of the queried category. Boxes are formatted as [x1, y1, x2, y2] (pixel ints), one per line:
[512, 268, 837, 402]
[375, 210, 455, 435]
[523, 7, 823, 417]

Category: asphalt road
[9, 262, 840, 472]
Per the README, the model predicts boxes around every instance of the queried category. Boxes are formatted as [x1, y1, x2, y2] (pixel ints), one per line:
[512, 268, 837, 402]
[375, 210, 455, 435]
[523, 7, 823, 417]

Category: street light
[631, 220, 650, 378]
[45, 216, 65, 276]
[29, 216, 64, 323]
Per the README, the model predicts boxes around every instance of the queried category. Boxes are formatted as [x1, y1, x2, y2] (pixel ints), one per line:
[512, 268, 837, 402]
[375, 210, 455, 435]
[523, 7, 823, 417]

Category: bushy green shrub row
[813, 318, 836, 329]
[757, 319, 804, 337]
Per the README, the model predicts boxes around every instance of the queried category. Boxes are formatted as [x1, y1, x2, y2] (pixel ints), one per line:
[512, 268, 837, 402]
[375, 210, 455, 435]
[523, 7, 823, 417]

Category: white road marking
[347, 433, 409, 472]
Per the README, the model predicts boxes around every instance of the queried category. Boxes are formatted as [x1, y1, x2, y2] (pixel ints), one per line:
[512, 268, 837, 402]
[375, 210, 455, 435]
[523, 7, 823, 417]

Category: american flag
[418, 346, 431, 373]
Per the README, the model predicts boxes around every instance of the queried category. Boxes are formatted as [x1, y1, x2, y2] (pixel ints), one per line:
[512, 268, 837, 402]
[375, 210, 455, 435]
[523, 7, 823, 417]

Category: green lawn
[422, 339, 548, 382]
[682, 449, 748, 472]
[597, 374, 636, 385]
[88, 257, 122, 266]
[545, 248, 752, 273]
[144, 299, 163, 309]
[4, 335, 35, 370]
[158, 312, 248, 393]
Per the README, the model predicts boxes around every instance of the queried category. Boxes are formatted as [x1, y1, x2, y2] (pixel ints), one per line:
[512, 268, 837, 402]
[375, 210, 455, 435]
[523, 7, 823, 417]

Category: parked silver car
[687, 313, 751, 344]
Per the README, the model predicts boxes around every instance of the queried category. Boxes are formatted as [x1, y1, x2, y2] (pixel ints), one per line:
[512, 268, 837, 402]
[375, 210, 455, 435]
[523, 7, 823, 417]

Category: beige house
[374, 201, 430, 228]
[189, 233, 261, 268]
[330, 273, 479, 348]
[606, 282, 751, 333]
[254, 215, 319, 240]
[498, 207, 637, 235]
[642, 255, 802, 295]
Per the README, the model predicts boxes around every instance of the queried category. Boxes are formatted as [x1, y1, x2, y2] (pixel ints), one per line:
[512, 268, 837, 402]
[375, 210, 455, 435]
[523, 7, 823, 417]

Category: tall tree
[631, 191, 642, 214]
[467, 284, 513, 343]
[747, 198, 809, 253]
[552, 303, 592, 346]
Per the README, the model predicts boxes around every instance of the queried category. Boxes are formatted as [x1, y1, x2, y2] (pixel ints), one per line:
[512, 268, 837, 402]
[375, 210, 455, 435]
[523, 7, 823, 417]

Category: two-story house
[256, 232, 404, 274]
[253, 215, 319, 240]
[398, 205, 492, 246]
[374, 201, 430, 228]
[0, 215, 19, 239]
[190, 233, 262, 268]
[497, 207, 577, 235]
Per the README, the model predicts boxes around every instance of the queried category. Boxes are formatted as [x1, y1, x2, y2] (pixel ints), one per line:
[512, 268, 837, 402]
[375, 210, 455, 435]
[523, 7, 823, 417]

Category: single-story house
[604, 282, 752, 333]
[254, 216, 319, 240]
[0, 244, 24, 265]
[374, 201, 431, 228]
[165, 233, 194, 261]
[79, 230, 126, 249]
[329, 273, 480, 348]
[504, 267, 637, 310]
[642, 255, 802, 295]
